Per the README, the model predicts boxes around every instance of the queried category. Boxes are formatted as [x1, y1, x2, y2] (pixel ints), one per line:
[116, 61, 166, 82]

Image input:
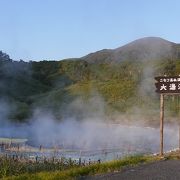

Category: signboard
[155, 76, 180, 94]
[155, 76, 180, 156]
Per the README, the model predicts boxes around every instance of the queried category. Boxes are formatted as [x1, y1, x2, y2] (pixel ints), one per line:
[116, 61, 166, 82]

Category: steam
[0, 96, 179, 155]
[0, 99, 10, 123]
[0, 39, 178, 158]
[139, 65, 155, 97]
[29, 117, 179, 152]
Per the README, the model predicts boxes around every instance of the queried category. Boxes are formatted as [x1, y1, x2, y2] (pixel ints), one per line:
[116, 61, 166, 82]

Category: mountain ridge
[82, 37, 179, 63]
[1, 37, 180, 123]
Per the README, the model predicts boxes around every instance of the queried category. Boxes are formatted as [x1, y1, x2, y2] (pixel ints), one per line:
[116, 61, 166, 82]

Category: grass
[0, 156, 79, 179]
[164, 150, 180, 160]
[0, 138, 28, 144]
[3, 155, 159, 180]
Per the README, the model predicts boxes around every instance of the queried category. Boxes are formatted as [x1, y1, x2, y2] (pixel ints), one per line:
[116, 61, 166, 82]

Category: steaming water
[0, 124, 179, 162]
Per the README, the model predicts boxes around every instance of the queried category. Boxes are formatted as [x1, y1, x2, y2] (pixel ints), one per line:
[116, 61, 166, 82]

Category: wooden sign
[155, 76, 180, 94]
[155, 76, 180, 156]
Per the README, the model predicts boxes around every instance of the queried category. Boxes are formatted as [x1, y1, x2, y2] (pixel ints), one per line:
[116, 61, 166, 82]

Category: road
[80, 159, 180, 180]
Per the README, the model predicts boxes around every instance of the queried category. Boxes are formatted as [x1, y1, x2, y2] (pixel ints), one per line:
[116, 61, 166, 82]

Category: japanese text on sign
[155, 76, 180, 94]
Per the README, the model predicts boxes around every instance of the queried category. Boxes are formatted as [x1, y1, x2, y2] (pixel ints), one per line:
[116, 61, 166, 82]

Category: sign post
[155, 76, 180, 156]
[179, 123, 180, 151]
[160, 94, 164, 156]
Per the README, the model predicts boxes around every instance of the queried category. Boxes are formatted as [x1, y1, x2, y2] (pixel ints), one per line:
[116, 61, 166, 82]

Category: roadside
[3, 151, 180, 180]
[82, 159, 180, 180]
[3, 154, 159, 179]
[81, 152, 180, 180]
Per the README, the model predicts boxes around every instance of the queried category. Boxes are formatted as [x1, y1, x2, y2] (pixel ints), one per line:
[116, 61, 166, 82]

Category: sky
[0, 0, 180, 61]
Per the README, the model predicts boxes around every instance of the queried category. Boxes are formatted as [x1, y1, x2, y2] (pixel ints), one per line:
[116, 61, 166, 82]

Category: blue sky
[0, 0, 180, 61]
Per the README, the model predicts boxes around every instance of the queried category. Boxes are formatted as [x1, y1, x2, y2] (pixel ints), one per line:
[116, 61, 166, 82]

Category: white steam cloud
[0, 96, 179, 156]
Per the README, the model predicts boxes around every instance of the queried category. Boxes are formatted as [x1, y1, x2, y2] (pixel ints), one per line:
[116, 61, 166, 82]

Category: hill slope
[1, 37, 180, 124]
[83, 37, 180, 63]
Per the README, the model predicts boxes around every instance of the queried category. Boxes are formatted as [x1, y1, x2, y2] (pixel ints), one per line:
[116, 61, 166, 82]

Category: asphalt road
[81, 160, 180, 180]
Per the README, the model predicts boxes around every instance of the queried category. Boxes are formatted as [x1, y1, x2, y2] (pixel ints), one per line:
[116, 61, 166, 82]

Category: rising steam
[0, 96, 179, 154]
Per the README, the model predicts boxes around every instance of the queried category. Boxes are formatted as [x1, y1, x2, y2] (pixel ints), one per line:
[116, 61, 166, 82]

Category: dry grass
[3, 155, 159, 180]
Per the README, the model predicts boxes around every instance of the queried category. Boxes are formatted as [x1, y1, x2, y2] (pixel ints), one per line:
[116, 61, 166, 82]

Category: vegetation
[0, 138, 27, 144]
[0, 53, 180, 123]
[1, 150, 180, 179]
[1, 155, 158, 180]
[1, 38, 180, 123]
[0, 156, 78, 179]
[1, 38, 180, 178]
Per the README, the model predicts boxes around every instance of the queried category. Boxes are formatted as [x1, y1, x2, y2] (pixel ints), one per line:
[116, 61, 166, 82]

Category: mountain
[1, 37, 180, 124]
[83, 37, 180, 63]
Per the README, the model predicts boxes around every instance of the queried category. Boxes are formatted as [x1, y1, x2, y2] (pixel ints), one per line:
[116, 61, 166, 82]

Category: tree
[0, 51, 11, 62]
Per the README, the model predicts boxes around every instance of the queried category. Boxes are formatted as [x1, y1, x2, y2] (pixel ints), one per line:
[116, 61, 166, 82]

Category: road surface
[80, 159, 180, 180]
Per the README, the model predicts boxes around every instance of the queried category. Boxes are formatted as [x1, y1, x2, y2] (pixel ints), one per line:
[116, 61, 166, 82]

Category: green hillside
[1, 37, 180, 124]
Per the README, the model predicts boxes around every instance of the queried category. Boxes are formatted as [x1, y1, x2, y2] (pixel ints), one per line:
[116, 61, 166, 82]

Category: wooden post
[179, 125, 180, 151]
[160, 94, 164, 156]
[177, 95, 180, 151]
